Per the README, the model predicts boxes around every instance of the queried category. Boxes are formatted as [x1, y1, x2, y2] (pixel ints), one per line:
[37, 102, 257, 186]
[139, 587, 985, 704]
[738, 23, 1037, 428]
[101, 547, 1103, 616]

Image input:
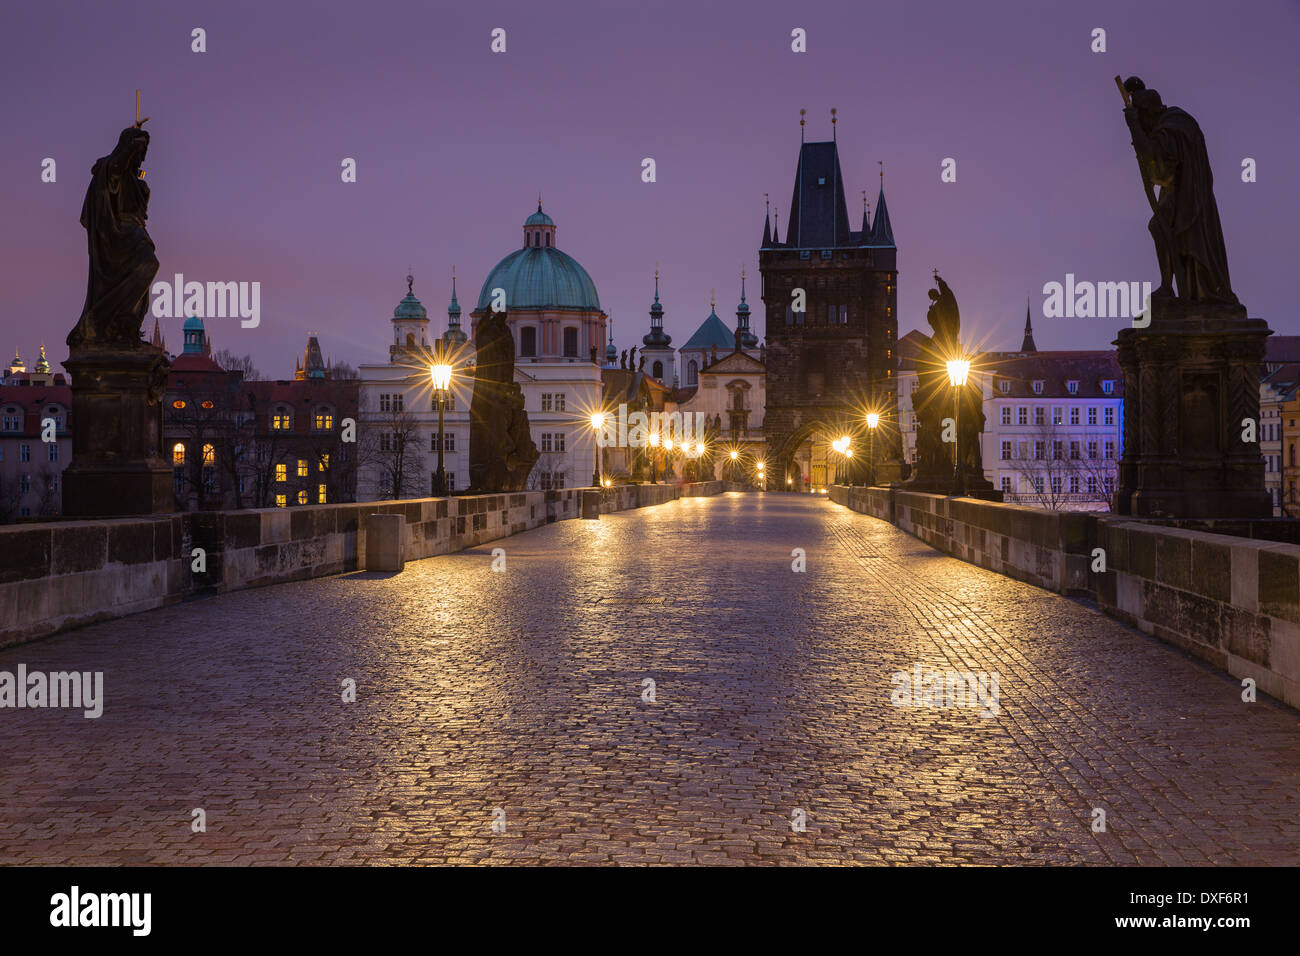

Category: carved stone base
[62, 345, 173, 517]
[1112, 302, 1271, 519]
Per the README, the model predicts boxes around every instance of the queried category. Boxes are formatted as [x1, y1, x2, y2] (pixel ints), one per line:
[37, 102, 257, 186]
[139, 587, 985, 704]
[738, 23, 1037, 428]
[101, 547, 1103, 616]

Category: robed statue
[468, 310, 539, 491]
[1119, 76, 1238, 307]
[905, 273, 991, 494]
[68, 126, 159, 349]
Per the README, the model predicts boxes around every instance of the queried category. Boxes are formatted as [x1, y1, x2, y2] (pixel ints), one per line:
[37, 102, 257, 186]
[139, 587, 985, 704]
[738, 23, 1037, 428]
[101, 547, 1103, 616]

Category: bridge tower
[760, 111, 900, 490]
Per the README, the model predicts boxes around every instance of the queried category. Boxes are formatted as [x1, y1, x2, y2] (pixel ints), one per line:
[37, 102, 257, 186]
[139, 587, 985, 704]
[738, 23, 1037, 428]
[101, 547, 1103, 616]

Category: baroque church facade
[357, 204, 606, 499]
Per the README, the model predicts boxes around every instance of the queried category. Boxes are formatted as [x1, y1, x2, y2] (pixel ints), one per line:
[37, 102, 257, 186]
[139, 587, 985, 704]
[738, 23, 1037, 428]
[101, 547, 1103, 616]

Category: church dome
[476, 206, 601, 313]
[393, 287, 428, 320]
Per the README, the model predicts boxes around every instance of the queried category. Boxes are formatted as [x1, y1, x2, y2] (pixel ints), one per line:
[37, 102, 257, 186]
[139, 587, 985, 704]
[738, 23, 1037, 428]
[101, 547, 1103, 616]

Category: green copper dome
[524, 208, 555, 227]
[393, 291, 428, 320]
[476, 249, 601, 312]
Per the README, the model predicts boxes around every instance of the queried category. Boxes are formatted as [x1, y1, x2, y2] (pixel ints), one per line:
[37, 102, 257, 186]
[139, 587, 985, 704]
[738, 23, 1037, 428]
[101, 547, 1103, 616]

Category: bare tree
[212, 350, 261, 381]
[327, 361, 359, 381]
[1005, 421, 1117, 510]
[1005, 423, 1078, 510]
[526, 452, 572, 490]
[358, 409, 425, 500]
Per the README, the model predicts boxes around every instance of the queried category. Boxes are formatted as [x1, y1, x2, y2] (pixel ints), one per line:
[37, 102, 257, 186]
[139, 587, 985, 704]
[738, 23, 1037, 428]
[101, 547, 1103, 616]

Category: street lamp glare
[590, 411, 606, 430]
[729, 449, 738, 460]
[946, 359, 971, 388]
[866, 412, 880, 430]
[431, 363, 453, 391]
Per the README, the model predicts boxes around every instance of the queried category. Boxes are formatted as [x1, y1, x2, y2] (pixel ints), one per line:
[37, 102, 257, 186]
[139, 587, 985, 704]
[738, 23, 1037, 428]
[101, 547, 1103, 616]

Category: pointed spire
[1021, 297, 1038, 352]
[870, 174, 895, 247]
[736, 267, 757, 350]
[774, 208, 780, 245]
[150, 318, 162, 348]
[448, 266, 461, 317]
[861, 190, 870, 237]
[644, 265, 670, 347]
[35, 343, 51, 374]
[761, 193, 772, 248]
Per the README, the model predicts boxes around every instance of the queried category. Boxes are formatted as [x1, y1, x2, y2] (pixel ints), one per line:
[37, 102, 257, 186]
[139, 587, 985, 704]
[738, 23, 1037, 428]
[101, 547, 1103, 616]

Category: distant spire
[35, 343, 50, 374]
[774, 208, 780, 245]
[406, 273, 414, 295]
[761, 193, 772, 248]
[870, 179, 895, 247]
[831, 108, 838, 241]
[644, 266, 670, 348]
[861, 190, 870, 236]
[1021, 297, 1038, 352]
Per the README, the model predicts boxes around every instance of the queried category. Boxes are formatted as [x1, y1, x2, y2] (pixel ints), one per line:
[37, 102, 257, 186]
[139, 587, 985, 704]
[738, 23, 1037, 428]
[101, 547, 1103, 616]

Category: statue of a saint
[68, 127, 158, 349]
[1120, 77, 1238, 306]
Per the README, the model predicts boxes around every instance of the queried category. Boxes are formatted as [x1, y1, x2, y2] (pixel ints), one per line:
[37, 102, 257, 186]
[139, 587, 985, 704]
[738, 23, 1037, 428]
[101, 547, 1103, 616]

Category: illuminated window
[314, 410, 333, 430]
[272, 411, 291, 430]
[172, 399, 186, 409]
[201, 400, 215, 409]
[318, 484, 327, 503]
[275, 494, 287, 508]
[275, 463, 287, 482]
[172, 443, 186, 466]
[319, 453, 330, 471]
[297, 489, 309, 505]
[297, 459, 308, 477]
[202, 443, 215, 465]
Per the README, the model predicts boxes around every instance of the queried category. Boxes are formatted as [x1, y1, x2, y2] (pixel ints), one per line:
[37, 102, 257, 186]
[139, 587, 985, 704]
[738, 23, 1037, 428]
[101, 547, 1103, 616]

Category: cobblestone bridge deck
[2, 492, 1298, 865]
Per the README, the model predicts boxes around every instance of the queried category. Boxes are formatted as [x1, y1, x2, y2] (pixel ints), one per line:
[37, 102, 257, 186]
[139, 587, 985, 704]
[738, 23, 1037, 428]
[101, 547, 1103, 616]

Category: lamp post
[946, 358, 971, 496]
[431, 359, 454, 496]
[756, 460, 765, 490]
[865, 412, 880, 487]
[590, 411, 606, 488]
[648, 430, 660, 483]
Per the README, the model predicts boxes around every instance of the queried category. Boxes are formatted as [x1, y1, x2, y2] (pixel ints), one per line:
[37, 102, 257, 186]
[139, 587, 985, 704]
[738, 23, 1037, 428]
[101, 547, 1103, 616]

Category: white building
[357, 203, 607, 499]
[895, 311, 1125, 511]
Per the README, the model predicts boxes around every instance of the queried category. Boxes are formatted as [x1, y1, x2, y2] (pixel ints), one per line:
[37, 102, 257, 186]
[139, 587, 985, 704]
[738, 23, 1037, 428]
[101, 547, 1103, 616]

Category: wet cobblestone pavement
[2, 492, 1298, 865]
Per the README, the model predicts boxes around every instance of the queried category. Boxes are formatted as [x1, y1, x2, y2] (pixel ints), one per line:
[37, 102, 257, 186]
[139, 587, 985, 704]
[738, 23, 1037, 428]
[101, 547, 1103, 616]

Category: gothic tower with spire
[760, 110, 900, 488]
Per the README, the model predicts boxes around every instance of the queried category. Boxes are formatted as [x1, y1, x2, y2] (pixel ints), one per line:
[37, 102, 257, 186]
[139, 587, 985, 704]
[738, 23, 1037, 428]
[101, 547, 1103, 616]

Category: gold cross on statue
[134, 89, 149, 129]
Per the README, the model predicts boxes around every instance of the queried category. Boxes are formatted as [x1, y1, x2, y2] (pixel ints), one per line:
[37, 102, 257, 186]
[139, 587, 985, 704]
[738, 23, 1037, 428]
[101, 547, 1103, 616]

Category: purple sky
[4, 0, 1298, 379]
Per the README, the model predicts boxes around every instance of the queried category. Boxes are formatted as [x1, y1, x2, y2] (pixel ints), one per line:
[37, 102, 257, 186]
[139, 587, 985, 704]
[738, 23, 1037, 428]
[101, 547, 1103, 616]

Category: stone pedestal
[1113, 302, 1271, 518]
[62, 345, 173, 517]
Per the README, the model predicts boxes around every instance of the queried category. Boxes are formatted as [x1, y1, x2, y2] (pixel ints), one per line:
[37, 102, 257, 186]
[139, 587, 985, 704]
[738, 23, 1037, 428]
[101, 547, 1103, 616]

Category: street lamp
[756, 459, 765, 491]
[946, 358, 971, 496]
[431, 360, 454, 496]
[865, 412, 880, 487]
[590, 411, 606, 488]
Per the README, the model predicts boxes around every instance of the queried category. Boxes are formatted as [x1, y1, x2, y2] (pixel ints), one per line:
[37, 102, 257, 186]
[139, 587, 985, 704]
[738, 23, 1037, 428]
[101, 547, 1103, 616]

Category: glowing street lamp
[865, 412, 880, 487]
[431, 359, 454, 496]
[590, 411, 606, 488]
[946, 358, 972, 495]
